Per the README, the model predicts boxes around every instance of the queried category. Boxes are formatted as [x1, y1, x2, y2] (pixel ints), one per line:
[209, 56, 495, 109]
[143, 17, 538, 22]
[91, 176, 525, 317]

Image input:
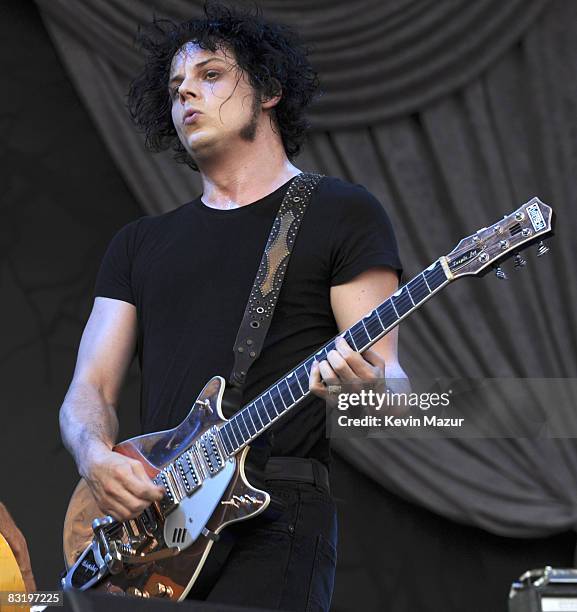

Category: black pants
[188, 478, 338, 611]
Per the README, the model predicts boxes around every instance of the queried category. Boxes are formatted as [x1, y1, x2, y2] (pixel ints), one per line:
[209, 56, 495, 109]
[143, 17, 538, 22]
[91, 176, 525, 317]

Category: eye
[205, 70, 220, 80]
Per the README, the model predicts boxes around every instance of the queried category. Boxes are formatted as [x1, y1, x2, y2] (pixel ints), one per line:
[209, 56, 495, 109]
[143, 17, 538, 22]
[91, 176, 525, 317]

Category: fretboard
[218, 258, 451, 456]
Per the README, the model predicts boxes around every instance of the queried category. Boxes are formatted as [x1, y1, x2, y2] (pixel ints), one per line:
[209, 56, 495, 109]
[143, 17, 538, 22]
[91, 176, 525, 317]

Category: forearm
[59, 379, 119, 475]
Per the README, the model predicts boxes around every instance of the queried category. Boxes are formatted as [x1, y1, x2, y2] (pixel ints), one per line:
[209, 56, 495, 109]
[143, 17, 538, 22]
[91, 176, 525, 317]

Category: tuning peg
[513, 252, 527, 269]
[536, 240, 549, 257]
[493, 265, 507, 280]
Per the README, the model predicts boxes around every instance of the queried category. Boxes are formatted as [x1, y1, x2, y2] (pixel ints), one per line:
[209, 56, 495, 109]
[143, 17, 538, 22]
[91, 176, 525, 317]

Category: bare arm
[309, 267, 410, 404]
[60, 297, 163, 521]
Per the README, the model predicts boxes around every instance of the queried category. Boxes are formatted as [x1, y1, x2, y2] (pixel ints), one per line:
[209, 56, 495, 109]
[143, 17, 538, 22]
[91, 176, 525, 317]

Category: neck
[216, 258, 452, 456]
[196, 125, 301, 209]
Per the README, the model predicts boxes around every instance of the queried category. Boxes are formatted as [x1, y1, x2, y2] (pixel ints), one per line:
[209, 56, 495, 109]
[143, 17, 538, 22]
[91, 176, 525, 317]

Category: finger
[124, 475, 164, 504]
[108, 486, 152, 518]
[309, 360, 327, 398]
[327, 348, 358, 382]
[101, 467, 156, 511]
[318, 359, 337, 383]
[335, 337, 375, 378]
[309, 359, 321, 385]
[99, 499, 128, 522]
[335, 335, 356, 353]
[362, 348, 386, 375]
[93, 491, 133, 522]
[130, 462, 165, 501]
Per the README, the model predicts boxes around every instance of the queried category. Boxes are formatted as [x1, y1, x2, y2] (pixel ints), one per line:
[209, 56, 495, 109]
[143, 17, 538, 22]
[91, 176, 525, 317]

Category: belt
[264, 457, 330, 494]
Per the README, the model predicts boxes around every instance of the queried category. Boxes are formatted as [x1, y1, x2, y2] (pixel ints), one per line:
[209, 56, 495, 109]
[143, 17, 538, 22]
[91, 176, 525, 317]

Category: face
[168, 42, 261, 161]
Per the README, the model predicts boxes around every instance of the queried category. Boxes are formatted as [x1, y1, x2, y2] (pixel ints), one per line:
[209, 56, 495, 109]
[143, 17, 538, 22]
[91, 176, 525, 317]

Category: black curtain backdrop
[2, 1, 577, 611]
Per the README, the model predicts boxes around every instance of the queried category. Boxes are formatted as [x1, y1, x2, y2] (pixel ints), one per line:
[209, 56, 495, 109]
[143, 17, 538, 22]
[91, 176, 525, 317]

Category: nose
[177, 77, 198, 102]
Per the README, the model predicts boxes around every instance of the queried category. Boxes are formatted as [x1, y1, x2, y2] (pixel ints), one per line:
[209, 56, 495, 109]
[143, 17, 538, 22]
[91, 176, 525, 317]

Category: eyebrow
[168, 57, 226, 86]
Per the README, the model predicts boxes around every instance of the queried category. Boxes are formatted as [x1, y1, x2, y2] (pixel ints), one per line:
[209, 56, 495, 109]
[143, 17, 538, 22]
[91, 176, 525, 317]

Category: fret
[268, 391, 281, 417]
[279, 380, 294, 406]
[228, 418, 244, 447]
[304, 358, 314, 377]
[325, 340, 337, 355]
[296, 364, 310, 390]
[391, 287, 412, 317]
[315, 346, 329, 362]
[423, 273, 432, 291]
[363, 312, 384, 340]
[344, 329, 358, 351]
[219, 426, 234, 455]
[407, 289, 415, 306]
[377, 300, 397, 328]
[262, 393, 277, 421]
[407, 274, 430, 304]
[292, 369, 305, 395]
[241, 409, 257, 437]
[287, 372, 303, 399]
[248, 402, 264, 429]
[428, 268, 446, 290]
[424, 261, 447, 290]
[256, 397, 272, 426]
[269, 386, 285, 414]
[284, 379, 297, 403]
[245, 403, 259, 430]
[350, 321, 370, 349]
[234, 412, 250, 440]
[361, 318, 372, 338]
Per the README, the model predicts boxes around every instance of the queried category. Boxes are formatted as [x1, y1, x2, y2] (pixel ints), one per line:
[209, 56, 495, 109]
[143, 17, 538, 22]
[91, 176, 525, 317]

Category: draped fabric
[34, 0, 577, 538]
[34, 0, 549, 214]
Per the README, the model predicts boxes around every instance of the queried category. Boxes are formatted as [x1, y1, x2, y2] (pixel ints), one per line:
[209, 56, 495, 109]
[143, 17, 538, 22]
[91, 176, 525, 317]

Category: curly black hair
[127, 2, 319, 171]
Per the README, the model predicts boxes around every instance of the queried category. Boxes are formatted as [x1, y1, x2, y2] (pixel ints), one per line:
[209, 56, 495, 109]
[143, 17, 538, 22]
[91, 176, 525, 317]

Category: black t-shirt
[94, 175, 402, 470]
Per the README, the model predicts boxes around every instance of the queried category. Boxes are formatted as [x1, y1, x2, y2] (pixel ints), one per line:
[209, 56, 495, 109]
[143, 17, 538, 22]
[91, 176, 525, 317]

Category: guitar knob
[493, 266, 507, 280]
[536, 240, 549, 257]
[126, 587, 143, 598]
[513, 253, 527, 269]
[92, 515, 114, 533]
[150, 582, 174, 598]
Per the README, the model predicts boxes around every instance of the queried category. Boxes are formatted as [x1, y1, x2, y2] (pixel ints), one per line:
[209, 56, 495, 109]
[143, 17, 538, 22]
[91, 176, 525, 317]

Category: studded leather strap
[228, 172, 323, 390]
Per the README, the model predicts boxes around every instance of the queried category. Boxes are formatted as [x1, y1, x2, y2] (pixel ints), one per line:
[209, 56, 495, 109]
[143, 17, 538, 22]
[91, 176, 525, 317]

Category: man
[59, 4, 407, 610]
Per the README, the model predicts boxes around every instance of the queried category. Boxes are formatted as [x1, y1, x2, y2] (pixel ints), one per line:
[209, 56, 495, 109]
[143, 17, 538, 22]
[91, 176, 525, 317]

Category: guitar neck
[217, 258, 452, 456]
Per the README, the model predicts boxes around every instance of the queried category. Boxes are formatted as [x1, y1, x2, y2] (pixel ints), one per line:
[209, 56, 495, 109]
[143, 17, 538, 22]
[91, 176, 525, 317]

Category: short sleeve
[93, 220, 140, 305]
[329, 182, 403, 286]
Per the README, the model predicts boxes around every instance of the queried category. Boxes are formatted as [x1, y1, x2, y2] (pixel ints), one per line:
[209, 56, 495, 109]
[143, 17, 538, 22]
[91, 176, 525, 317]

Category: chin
[187, 134, 227, 159]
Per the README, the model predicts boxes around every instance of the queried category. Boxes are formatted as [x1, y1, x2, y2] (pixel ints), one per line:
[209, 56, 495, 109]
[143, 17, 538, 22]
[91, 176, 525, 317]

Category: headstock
[445, 197, 555, 280]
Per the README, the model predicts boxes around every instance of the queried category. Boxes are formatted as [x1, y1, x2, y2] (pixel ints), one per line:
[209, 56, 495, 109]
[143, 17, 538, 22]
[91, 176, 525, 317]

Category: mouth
[183, 111, 201, 125]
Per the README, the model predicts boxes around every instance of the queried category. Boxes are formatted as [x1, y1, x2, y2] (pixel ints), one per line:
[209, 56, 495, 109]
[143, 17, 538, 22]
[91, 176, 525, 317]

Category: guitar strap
[221, 171, 324, 416]
[195, 173, 323, 594]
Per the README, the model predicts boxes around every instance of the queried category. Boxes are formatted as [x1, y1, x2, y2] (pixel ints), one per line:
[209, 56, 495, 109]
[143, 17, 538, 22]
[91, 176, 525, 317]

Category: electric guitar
[61, 197, 555, 600]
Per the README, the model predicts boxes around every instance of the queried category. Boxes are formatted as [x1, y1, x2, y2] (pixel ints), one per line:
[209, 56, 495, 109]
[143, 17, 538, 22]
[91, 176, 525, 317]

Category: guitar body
[62, 377, 270, 601]
[0, 533, 28, 612]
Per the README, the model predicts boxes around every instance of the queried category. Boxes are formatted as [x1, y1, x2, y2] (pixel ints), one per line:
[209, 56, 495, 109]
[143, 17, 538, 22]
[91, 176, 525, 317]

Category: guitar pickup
[199, 433, 223, 474]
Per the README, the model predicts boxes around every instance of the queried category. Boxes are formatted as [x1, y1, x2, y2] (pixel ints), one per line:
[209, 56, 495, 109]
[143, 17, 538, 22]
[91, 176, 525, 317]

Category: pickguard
[163, 458, 236, 546]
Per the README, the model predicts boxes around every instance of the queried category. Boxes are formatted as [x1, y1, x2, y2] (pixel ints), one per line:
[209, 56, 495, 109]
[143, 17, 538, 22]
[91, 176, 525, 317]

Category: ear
[262, 94, 282, 110]
[261, 77, 282, 110]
